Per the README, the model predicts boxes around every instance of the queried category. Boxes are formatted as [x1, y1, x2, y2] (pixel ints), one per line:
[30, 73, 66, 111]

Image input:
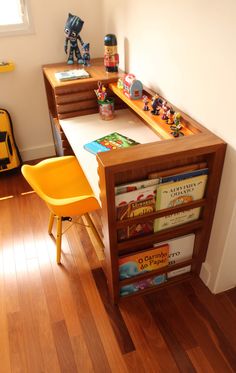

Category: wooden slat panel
[56, 98, 97, 114]
[58, 107, 99, 119]
[55, 90, 95, 104]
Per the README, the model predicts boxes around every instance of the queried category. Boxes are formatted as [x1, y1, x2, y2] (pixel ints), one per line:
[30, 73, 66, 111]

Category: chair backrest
[21, 156, 100, 216]
[21, 163, 53, 204]
[21, 156, 78, 203]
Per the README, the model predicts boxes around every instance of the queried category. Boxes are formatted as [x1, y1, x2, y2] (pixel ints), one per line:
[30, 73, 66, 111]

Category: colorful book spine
[117, 197, 155, 221]
[115, 184, 157, 207]
[120, 274, 166, 296]
[115, 178, 159, 195]
[160, 167, 208, 184]
[117, 220, 153, 242]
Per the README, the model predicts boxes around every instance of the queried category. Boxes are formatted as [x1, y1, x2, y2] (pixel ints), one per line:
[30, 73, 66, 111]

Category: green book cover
[84, 132, 139, 155]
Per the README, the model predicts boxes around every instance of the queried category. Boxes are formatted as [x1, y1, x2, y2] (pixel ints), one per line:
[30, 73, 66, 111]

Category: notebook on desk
[55, 68, 90, 81]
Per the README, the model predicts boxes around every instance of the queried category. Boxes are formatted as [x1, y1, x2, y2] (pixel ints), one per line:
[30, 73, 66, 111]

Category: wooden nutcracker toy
[104, 34, 119, 72]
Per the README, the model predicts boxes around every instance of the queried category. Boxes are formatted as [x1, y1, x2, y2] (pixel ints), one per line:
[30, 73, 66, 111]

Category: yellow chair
[21, 156, 102, 263]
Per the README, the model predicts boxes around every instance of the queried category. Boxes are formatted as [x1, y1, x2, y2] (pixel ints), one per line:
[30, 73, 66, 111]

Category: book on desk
[83, 132, 140, 155]
[55, 68, 90, 81]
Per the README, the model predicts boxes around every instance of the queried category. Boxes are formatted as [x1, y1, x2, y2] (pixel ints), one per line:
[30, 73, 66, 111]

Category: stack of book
[115, 163, 208, 240]
[116, 165, 209, 292]
[55, 68, 90, 81]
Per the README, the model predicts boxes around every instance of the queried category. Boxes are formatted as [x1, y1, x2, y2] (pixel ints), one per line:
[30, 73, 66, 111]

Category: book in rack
[115, 178, 159, 195]
[155, 233, 195, 278]
[120, 273, 166, 297]
[117, 197, 155, 241]
[154, 173, 208, 232]
[115, 184, 157, 206]
[84, 132, 140, 155]
[119, 244, 169, 280]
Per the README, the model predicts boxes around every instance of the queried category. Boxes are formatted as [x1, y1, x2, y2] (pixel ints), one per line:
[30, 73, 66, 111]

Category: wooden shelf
[109, 82, 196, 140]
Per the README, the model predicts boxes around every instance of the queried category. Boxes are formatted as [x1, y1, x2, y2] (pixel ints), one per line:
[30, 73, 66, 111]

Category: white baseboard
[200, 262, 211, 287]
[20, 143, 56, 162]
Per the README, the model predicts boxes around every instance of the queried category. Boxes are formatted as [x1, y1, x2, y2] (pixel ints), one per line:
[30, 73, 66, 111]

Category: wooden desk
[60, 108, 161, 203]
[43, 60, 226, 304]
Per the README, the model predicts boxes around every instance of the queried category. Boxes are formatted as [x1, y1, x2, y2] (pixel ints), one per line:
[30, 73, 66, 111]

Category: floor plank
[0, 168, 236, 372]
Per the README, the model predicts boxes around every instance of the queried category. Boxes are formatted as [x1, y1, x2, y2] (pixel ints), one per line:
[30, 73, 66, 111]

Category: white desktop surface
[60, 108, 160, 203]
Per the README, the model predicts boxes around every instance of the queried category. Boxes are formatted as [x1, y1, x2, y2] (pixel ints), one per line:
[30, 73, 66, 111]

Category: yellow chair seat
[21, 156, 101, 263]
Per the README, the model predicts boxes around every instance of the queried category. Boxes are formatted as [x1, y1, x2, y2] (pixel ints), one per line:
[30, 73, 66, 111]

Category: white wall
[0, 0, 103, 161]
[1, 0, 235, 293]
[102, 0, 236, 293]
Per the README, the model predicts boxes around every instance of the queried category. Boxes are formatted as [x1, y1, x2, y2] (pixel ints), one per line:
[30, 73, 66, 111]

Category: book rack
[96, 111, 226, 303]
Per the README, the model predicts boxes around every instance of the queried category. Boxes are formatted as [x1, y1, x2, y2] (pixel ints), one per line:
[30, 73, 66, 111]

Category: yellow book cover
[154, 174, 208, 232]
[118, 244, 169, 280]
[117, 197, 155, 220]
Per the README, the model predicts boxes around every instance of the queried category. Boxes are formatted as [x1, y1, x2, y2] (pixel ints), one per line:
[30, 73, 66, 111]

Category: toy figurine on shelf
[104, 34, 119, 72]
[161, 100, 169, 120]
[142, 95, 150, 111]
[170, 112, 184, 137]
[151, 94, 162, 115]
[64, 13, 88, 65]
[166, 108, 175, 124]
[82, 43, 90, 66]
[94, 81, 107, 101]
[123, 74, 143, 100]
[117, 77, 124, 89]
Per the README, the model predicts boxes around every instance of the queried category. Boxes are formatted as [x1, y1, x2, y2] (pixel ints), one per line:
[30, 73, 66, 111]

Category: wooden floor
[0, 168, 236, 373]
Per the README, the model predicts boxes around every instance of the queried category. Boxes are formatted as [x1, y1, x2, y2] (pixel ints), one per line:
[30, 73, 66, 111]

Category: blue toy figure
[82, 43, 90, 66]
[64, 13, 85, 65]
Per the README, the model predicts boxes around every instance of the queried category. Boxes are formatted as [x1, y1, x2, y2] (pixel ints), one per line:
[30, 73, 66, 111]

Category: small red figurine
[161, 101, 169, 120]
[166, 108, 175, 124]
[142, 95, 149, 111]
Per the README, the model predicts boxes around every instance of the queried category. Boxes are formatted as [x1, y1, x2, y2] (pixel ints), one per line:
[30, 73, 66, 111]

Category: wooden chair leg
[56, 216, 62, 264]
[48, 212, 54, 234]
[84, 213, 104, 249]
